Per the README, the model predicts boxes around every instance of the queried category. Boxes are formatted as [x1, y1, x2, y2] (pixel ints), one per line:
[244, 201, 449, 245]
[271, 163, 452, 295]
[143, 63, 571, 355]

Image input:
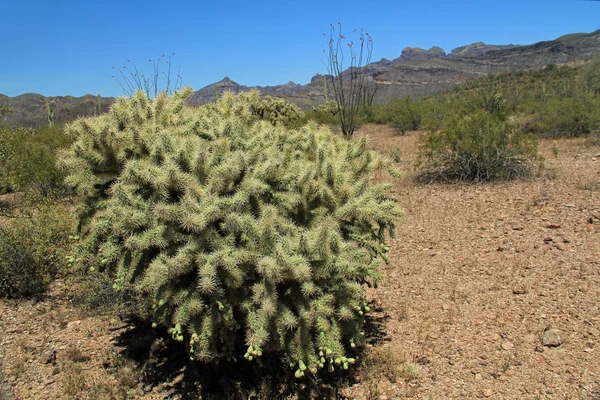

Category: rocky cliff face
[399, 46, 447, 61]
[448, 42, 521, 58]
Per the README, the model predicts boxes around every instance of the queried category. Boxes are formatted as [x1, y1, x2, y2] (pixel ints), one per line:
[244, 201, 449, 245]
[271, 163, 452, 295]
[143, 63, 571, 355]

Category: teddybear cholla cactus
[59, 88, 400, 377]
[249, 95, 305, 127]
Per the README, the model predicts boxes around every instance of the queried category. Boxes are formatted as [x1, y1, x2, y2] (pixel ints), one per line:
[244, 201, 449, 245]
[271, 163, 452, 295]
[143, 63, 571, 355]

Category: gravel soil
[1, 125, 599, 399]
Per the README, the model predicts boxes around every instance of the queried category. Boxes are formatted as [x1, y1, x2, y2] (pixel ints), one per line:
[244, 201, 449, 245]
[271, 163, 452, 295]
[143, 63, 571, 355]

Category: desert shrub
[69, 270, 151, 318]
[371, 98, 422, 134]
[0, 202, 73, 298]
[465, 79, 508, 120]
[417, 111, 540, 182]
[391, 99, 422, 135]
[305, 101, 340, 127]
[0, 104, 12, 117]
[389, 148, 402, 163]
[580, 55, 600, 95]
[0, 125, 73, 196]
[418, 99, 466, 132]
[523, 94, 600, 138]
[249, 95, 305, 128]
[59, 89, 401, 377]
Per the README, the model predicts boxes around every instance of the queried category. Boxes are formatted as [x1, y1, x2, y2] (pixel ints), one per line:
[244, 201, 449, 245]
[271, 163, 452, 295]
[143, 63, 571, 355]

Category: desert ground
[1, 125, 599, 399]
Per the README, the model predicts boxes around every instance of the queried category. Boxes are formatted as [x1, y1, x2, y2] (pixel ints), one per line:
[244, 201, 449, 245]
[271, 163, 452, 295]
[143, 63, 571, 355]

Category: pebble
[502, 341, 515, 350]
[542, 328, 564, 347]
[512, 285, 527, 295]
[482, 389, 493, 397]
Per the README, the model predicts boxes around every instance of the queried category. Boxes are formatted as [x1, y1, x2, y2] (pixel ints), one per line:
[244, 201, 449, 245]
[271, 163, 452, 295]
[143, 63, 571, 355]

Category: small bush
[371, 98, 423, 135]
[60, 89, 401, 377]
[389, 98, 422, 135]
[69, 269, 151, 319]
[465, 79, 508, 120]
[0, 125, 73, 196]
[580, 55, 600, 95]
[523, 95, 600, 138]
[305, 101, 340, 127]
[389, 148, 402, 163]
[0, 202, 73, 298]
[416, 111, 540, 182]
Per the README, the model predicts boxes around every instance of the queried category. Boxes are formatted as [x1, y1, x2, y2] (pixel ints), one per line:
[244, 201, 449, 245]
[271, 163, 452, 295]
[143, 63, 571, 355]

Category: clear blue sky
[1, 0, 599, 97]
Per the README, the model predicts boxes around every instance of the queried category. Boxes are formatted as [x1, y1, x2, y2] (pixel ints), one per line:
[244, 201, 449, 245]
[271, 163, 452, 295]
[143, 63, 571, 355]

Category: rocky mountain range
[2, 30, 599, 127]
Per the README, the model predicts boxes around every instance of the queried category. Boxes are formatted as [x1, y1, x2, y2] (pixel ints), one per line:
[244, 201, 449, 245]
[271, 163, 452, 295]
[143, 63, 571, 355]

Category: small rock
[543, 237, 553, 243]
[584, 348, 593, 353]
[475, 373, 483, 380]
[67, 320, 81, 330]
[585, 224, 595, 231]
[43, 350, 57, 365]
[535, 345, 545, 353]
[512, 285, 527, 295]
[542, 328, 564, 347]
[546, 223, 561, 229]
[502, 341, 515, 350]
[482, 389, 493, 397]
[380, 396, 388, 400]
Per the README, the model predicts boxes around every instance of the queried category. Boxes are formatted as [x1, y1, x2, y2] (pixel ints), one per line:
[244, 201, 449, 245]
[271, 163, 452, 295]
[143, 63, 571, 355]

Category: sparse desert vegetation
[1, 54, 599, 399]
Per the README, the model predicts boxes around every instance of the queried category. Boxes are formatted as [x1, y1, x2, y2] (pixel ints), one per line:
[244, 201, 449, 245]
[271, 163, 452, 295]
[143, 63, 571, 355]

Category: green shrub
[305, 101, 341, 128]
[388, 98, 422, 135]
[0, 125, 73, 196]
[580, 55, 600, 95]
[465, 79, 508, 120]
[0, 202, 73, 298]
[389, 148, 402, 163]
[59, 89, 401, 377]
[417, 111, 540, 182]
[0, 104, 12, 117]
[523, 95, 600, 138]
[69, 270, 151, 318]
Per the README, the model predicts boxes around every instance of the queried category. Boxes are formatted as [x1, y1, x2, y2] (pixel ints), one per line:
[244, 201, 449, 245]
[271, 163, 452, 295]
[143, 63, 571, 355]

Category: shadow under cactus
[112, 304, 389, 399]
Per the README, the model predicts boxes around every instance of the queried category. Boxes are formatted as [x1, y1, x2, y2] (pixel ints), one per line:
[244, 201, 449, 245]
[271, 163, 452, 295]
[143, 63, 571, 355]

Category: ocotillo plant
[323, 23, 377, 136]
[59, 89, 401, 378]
[111, 53, 182, 99]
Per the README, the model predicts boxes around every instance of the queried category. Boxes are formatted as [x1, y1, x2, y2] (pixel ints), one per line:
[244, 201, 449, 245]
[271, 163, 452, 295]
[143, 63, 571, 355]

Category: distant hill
[0, 93, 115, 128]
[2, 29, 600, 126]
